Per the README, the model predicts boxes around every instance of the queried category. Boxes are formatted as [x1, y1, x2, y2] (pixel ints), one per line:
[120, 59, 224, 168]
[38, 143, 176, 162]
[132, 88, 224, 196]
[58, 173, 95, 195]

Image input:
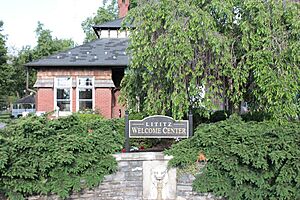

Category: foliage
[34, 22, 75, 59]
[0, 22, 74, 105]
[193, 109, 231, 127]
[0, 114, 123, 200]
[193, 109, 271, 127]
[0, 21, 7, 66]
[120, 0, 300, 120]
[81, 0, 117, 42]
[75, 112, 104, 122]
[81, 0, 138, 42]
[166, 116, 300, 200]
[0, 21, 9, 109]
[241, 111, 271, 122]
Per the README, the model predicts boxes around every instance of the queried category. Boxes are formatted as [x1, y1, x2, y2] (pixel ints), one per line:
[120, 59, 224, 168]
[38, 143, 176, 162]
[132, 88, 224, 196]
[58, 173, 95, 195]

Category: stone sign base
[114, 152, 176, 200]
[28, 152, 221, 200]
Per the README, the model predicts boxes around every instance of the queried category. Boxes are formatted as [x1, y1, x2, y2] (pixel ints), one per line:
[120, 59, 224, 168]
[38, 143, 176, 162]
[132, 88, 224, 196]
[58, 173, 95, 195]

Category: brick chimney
[118, 0, 130, 18]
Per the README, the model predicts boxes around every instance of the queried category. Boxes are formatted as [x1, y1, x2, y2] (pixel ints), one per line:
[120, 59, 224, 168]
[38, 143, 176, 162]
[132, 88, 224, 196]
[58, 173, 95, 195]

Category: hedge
[0, 114, 124, 200]
[166, 115, 300, 200]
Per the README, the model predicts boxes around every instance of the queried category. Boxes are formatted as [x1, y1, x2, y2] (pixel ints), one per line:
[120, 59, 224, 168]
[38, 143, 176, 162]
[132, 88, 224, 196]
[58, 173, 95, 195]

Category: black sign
[129, 115, 189, 138]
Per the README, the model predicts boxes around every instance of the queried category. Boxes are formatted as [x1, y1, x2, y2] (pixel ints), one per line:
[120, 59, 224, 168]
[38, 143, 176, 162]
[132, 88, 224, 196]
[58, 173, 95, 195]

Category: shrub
[193, 109, 231, 128]
[0, 114, 123, 200]
[75, 112, 104, 123]
[241, 111, 271, 122]
[166, 116, 300, 200]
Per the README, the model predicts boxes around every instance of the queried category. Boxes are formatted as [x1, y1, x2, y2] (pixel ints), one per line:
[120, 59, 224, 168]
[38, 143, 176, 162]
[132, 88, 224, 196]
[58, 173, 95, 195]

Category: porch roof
[92, 17, 133, 30]
[15, 95, 35, 104]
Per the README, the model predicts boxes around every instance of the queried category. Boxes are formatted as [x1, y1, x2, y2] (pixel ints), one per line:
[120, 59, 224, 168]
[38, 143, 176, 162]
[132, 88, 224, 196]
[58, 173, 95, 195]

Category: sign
[129, 115, 189, 138]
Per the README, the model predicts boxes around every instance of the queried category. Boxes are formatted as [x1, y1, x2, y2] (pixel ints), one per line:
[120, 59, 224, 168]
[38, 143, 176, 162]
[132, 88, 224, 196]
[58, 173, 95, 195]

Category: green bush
[192, 109, 231, 128]
[166, 116, 300, 200]
[241, 111, 271, 122]
[0, 114, 123, 200]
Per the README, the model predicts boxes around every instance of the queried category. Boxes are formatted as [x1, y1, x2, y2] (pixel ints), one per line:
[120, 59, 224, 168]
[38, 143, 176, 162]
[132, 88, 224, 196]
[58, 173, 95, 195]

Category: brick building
[25, 0, 130, 118]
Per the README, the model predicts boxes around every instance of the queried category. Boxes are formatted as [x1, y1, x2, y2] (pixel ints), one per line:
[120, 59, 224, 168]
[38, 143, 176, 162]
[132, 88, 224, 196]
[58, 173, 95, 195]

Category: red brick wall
[72, 88, 76, 112]
[37, 67, 112, 80]
[95, 88, 112, 118]
[35, 67, 117, 118]
[36, 88, 54, 112]
[112, 89, 125, 118]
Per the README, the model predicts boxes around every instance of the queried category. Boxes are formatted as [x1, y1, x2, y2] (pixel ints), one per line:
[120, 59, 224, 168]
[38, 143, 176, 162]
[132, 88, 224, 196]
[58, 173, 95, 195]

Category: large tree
[120, 0, 300, 119]
[0, 21, 7, 66]
[10, 22, 75, 97]
[34, 22, 75, 59]
[0, 22, 75, 106]
[0, 21, 13, 109]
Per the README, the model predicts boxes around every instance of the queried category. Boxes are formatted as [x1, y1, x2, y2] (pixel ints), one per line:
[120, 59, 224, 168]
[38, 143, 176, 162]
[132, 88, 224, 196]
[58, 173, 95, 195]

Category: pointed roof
[25, 38, 129, 67]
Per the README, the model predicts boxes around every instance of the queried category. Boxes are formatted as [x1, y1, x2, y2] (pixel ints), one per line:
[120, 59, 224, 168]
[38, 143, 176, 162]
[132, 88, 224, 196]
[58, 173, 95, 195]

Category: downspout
[26, 66, 36, 94]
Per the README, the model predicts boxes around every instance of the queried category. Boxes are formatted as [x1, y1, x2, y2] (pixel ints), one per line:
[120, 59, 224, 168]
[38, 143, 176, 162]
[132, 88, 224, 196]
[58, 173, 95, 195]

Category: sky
[0, 0, 104, 54]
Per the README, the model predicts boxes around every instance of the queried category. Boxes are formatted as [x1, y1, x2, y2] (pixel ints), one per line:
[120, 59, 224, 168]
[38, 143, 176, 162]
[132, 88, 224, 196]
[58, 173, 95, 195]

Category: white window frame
[54, 77, 72, 116]
[76, 77, 95, 112]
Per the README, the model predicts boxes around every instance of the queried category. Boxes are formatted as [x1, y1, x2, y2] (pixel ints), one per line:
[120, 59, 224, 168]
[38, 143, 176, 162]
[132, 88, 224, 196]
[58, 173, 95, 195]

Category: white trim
[76, 77, 95, 112]
[93, 85, 95, 111]
[54, 77, 72, 115]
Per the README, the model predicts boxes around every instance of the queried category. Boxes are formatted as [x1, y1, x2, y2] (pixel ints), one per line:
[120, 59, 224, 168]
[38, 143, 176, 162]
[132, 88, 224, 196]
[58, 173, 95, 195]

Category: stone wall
[28, 152, 220, 200]
[176, 173, 221, 200]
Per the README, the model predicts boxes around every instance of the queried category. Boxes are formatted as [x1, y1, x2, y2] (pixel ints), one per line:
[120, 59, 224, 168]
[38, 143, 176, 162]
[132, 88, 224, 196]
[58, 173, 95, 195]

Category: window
[55, 77, 72, 112]
[77, 77, 94, 111]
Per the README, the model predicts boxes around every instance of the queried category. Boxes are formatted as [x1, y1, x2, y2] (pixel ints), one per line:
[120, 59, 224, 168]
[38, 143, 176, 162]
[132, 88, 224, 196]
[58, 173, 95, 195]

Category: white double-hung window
[77, 77, 94, 111]
[55, 77, 72, 112]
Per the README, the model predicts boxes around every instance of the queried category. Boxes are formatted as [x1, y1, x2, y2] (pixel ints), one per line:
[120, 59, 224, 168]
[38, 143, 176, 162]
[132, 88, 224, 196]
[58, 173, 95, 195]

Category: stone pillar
[114, 152, 177, 200]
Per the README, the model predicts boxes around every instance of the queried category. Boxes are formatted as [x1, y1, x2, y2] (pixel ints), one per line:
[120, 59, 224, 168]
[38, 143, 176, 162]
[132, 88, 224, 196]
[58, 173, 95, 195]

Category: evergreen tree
[0, 21, 11, 109]
[0, 21, 7, 66]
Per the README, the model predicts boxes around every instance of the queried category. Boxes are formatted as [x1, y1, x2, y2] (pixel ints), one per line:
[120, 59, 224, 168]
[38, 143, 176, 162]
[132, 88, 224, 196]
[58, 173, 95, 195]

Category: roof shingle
[25, 38, 129, 67]
[93, 18, 124, 29]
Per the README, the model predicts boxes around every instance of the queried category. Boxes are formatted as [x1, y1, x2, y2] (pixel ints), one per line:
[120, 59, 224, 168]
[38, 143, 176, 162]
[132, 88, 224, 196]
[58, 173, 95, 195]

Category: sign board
[129, 115, 189, 138]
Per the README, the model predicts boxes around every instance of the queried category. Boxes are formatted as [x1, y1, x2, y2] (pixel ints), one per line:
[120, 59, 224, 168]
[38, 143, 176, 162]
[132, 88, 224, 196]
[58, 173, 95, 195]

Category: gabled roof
[25, 38, 129, 67]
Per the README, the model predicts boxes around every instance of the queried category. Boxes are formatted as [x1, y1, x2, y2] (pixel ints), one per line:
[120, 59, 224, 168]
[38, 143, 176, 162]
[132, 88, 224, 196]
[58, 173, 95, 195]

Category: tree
[34, 22, 75, 58]
[0, 21, 12, 109]
[0, 21, 7, 66]
[10, 22, 75, 97]
[81, 0, 118, 42]
[120, 0, 300, 119]
[0, 22, 75, 105]
[81, 0, 138, 42]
